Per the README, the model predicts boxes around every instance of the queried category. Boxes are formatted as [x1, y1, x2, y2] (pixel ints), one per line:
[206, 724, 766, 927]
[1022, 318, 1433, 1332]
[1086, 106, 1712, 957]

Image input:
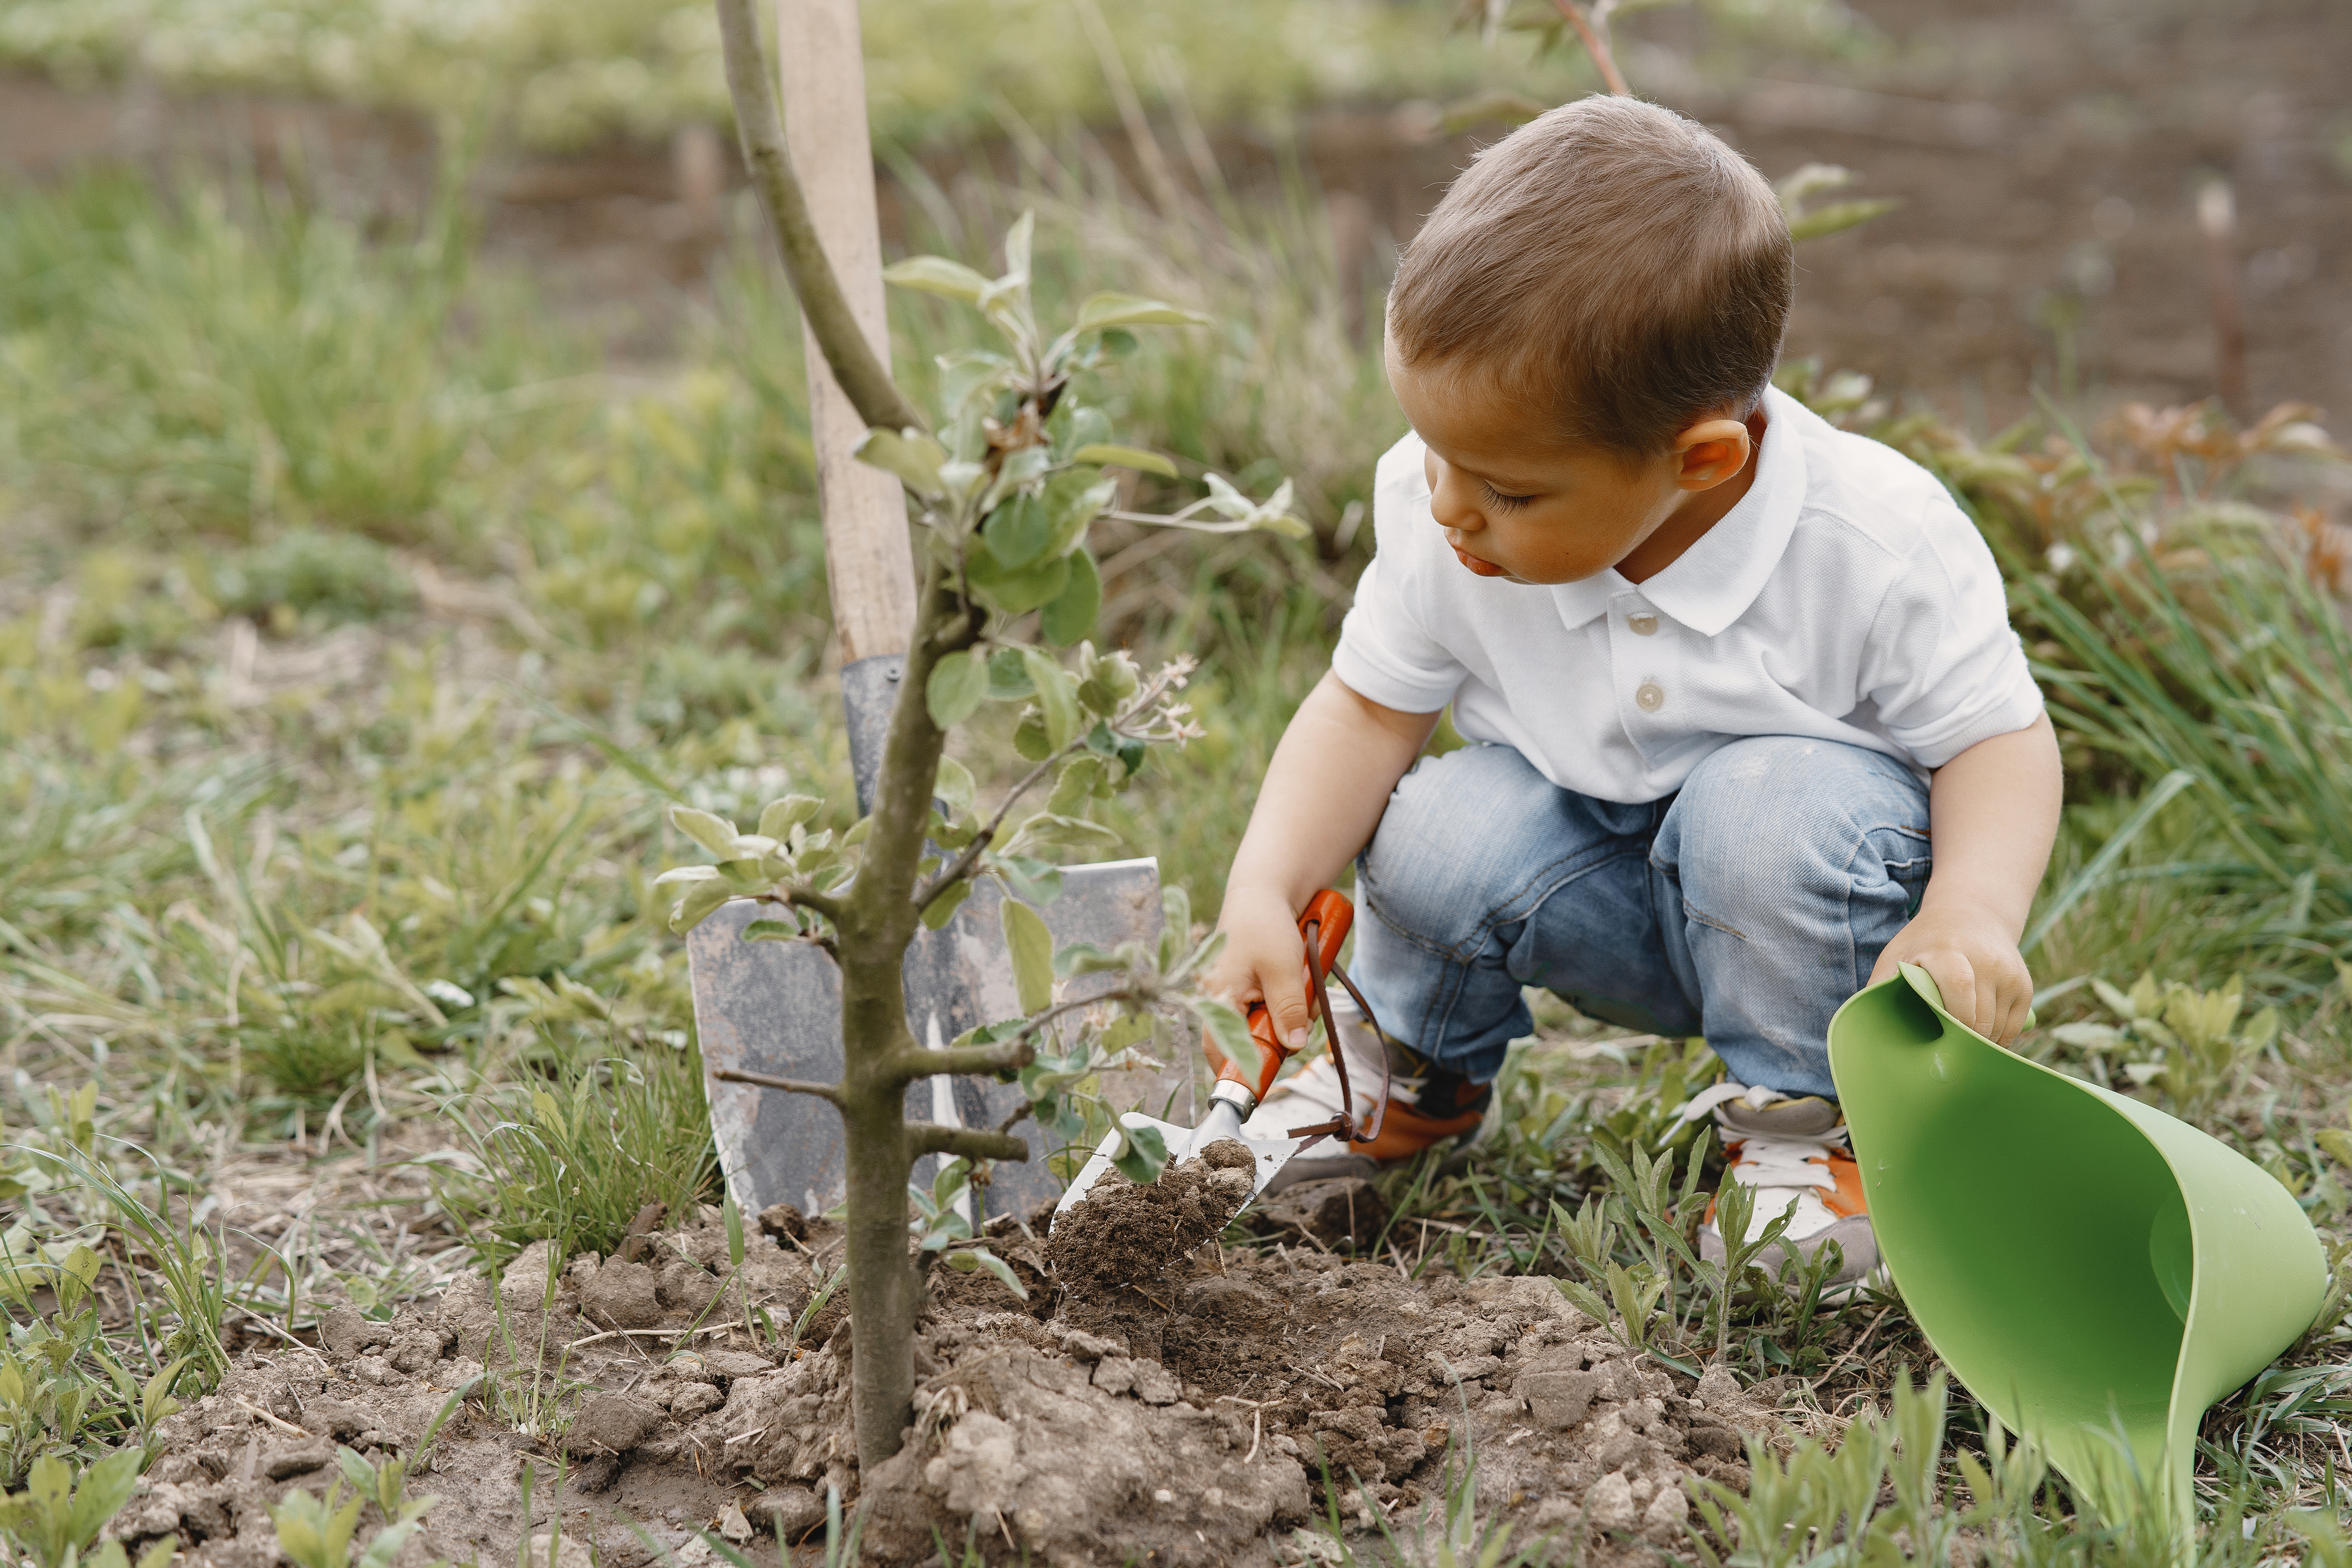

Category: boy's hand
[1204, 886, 1319, 1055]
[1868, 894, 2033, 1046]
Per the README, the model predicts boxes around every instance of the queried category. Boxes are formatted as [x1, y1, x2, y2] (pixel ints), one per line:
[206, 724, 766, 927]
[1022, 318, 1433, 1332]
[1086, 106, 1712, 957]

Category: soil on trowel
[107, 1185, 1791, 1568]
[1043, 1139, 1256, 1298]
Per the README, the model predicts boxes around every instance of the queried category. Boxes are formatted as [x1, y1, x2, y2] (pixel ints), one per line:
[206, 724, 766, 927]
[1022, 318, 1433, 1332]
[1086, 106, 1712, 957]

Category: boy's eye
[1480, 482, 1535, 512]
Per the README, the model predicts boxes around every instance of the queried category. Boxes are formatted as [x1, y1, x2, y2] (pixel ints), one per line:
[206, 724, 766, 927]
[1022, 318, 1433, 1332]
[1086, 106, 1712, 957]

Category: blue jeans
[1351, 737, 1932, 1101]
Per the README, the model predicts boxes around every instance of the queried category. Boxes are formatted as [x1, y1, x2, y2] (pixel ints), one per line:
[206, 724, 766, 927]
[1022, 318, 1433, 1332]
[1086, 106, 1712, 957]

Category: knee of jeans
[1657, 737, 1929, 927]
[1360, 744, 1557, 949]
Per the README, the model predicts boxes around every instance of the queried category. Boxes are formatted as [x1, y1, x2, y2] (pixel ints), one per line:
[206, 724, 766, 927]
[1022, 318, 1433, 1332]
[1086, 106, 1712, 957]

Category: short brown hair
[1387, 96, 1793, 457]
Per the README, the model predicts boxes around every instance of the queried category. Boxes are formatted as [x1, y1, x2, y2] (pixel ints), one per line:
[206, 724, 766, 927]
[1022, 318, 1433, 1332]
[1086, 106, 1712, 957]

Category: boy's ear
[1671, 416, 1754, 492]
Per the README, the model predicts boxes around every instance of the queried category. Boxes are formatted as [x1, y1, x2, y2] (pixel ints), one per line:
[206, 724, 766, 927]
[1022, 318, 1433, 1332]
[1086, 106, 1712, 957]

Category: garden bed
[110, 1158, 1789, 1568]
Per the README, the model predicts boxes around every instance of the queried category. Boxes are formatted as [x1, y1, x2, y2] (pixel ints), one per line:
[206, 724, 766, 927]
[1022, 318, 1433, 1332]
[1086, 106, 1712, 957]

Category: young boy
[1207, 96, 2061, 1289]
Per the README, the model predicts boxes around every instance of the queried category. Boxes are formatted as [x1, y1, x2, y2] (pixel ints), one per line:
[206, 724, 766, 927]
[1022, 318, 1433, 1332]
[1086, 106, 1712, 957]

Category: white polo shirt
[1332, 386, 2046, 804]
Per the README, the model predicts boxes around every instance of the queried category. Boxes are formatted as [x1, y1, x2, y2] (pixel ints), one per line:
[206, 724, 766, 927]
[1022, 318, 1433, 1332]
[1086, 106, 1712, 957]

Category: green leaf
[1041, 468, 1116, 560]
[880, 255, 994, 303]
[853, 427, 950, 498]
[1009, 813, 1120, 854]
[669, 878, 736, 933]
[1110, 1121, 1170, 1185]
[740, 918, 799, 942]
[921, 879, 973, 931]
[356, 1516, 425, 1568]
[1069, 443, 1178, 478]
[1040, 549, 1101, 648]
[65, 1450, 145, 1551]
[1159, 885, 1192, 969]
[668, 807, 739, 855]
[926, 651, 987, 728]
[1021, 648, 1082, 752]
[2317, 1129, 2352, 1166]
[935, 755, 977, 818]
[1195, 998, 1261, 1089]
[944, 1247, 1029, 1301]
[991, 853, 1063, 908]
[966, 547, 1071, 617]
[1555, 1277, 1613, 1329]
[1074, 292, 1214, 332]
[1002, 898, 1055, 1014]
[756, 795, 823, 840]
[141, 1356, 190, 1427]
[1078, 647, 1141, 715]
[1044, 755, 1109, 817]
[983, 490, 1056, 572]
[985, 647, 1034, 699]
[1012, 706, 1052, 761]
[336, 1447, 376, 1494]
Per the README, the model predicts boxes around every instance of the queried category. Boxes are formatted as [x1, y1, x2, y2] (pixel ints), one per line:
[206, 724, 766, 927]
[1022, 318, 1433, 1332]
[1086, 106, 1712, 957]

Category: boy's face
[1385, 345, 1758, 586]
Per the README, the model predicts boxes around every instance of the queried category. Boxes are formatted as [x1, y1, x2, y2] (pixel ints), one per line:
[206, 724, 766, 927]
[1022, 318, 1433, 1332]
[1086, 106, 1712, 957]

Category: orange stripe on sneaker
[1824, 1148, 1869, 1220]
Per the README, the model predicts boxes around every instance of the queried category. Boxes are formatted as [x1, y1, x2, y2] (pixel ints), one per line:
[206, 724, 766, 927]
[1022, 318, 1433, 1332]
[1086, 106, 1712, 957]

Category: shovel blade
[691, 857, 1175, 1222]
[1051, 1112, 1305, 1225]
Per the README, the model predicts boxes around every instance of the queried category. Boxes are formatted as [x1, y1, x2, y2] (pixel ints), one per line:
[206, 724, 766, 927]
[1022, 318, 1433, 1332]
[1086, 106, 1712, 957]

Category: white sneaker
[1243, 988, 1490, 1191]
[1675, 1081, 1879, 1294]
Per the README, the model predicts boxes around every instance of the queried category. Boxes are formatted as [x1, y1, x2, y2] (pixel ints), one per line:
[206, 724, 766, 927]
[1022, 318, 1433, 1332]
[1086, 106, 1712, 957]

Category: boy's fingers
[1924, 951, 1979, 1037]
[1263, 980, 1315, 1051]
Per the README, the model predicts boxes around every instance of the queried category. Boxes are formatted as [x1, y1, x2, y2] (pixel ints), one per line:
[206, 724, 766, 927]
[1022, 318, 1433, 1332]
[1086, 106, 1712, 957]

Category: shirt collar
[1546, 384, 1809, 636]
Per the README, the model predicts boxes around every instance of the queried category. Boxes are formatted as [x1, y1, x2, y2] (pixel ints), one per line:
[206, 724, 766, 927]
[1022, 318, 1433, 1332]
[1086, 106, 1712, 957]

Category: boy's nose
[1428, 465, 1485, 532]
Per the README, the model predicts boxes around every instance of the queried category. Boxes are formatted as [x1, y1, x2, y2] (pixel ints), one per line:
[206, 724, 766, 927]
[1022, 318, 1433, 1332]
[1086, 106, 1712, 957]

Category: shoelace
[1674, 1081, 1847, 1196]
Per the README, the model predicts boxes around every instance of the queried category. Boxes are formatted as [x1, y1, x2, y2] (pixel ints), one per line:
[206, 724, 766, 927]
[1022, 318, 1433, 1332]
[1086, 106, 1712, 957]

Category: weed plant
[432, 1048, 718, 1269]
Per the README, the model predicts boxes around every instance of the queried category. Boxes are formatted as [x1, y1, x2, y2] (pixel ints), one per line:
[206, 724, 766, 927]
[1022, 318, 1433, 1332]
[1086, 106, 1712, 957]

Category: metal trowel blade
[1050, 1112, 1305, 1225]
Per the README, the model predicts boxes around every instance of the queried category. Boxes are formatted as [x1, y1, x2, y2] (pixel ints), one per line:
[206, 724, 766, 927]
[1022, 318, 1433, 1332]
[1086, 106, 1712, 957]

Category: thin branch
[894, 1041, 1036, 1083]
[1549, 0, 1630, 96]
[909, 749, 1057, 911]
[713, 1069, 844, 1106]
[909, 659, 1197, 911]
[762, 884, 847, 924]
[907, 1123, 1031, 1163]
[713, 0, 930, 437]
[1102, 509, 1272, 534]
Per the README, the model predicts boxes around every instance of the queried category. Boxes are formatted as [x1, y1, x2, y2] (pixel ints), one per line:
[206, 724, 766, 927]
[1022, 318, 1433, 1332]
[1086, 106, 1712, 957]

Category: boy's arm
[1207, 671, 1441, 1050]
[1867, 712, 2062, 1045]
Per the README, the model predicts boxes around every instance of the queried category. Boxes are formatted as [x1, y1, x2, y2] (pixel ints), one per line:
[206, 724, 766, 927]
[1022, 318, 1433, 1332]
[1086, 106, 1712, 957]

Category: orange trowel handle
[1204, 889, 1353, 1103]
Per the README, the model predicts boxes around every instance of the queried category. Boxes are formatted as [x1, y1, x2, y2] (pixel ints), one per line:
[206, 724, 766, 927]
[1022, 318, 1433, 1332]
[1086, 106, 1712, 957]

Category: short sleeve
[1330, 437, 1467, 714]
[1861, 498, 2046, 768]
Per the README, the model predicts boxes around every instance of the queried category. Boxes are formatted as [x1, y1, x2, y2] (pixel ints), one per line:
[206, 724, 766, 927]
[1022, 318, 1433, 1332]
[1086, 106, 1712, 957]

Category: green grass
[0, 0, 1657, 153]
[0, 142, 2348, 1564]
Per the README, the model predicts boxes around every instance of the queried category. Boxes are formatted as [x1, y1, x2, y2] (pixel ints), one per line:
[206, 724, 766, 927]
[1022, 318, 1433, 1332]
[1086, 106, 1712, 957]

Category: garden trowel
[1053, 889, 1383, 1224]
[1829, 963, 2327, 1524]
[689, 0, 1172, 1227]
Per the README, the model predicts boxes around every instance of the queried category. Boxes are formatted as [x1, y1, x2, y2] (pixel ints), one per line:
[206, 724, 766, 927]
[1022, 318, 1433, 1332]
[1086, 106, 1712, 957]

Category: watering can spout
[1829, 964, 2327, 1526]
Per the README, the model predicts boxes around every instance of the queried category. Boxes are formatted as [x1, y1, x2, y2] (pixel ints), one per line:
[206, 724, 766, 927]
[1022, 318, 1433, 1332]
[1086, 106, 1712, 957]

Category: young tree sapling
[685, 0, 1304, 1470]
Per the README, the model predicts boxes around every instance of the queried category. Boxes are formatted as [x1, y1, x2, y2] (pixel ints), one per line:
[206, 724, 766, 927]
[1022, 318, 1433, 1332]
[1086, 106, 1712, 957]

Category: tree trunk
[834, 571, 973, 1471]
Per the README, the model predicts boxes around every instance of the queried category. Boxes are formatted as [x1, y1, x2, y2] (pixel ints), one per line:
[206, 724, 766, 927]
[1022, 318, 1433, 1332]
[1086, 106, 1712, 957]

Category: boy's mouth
[1450, 543, 1508, 578]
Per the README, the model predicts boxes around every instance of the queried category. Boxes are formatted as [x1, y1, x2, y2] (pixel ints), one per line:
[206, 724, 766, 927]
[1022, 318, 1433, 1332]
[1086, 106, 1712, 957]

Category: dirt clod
[580, 1259, 663, 1328]
[756, 1202, 808, 1244]
[752, 1487, 824, 1541]
[565, 1391, 661, 1455]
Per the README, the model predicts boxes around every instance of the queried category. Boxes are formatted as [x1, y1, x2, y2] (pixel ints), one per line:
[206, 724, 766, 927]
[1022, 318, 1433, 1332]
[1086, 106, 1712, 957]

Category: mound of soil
[108, 1183, 1788, 1568]
[1043, 1139, 1256, 1297]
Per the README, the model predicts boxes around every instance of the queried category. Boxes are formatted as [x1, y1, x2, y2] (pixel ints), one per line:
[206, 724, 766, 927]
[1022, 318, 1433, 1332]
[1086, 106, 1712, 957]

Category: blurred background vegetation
[3, 0, 2352, 1553]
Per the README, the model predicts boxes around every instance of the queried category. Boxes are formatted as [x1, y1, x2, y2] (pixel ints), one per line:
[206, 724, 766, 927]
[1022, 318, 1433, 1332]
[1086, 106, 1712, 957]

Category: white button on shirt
[1331, 387, 2046, 804]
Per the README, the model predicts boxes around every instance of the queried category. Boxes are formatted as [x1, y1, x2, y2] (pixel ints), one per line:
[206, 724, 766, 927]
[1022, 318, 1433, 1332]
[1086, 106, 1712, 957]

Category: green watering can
[1828, 965, 2329, 1523]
